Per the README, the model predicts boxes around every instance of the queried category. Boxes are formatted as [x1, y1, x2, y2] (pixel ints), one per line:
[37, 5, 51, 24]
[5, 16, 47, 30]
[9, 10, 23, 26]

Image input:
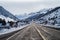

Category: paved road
[7, 23, 43, 40]
[35, 24, 60, 40]
[0, 23, 60, 40]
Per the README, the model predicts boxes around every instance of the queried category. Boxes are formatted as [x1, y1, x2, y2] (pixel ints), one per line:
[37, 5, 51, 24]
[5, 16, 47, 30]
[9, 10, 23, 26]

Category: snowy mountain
[16, 13, 38, 20]
[39, 7, 60, 26]
[16, 14, 29, 20]
[0, 6, 19, 21]
[25, 8, 52, 21]
[25, 6, 60, 26]
[16, 9, 52, 20]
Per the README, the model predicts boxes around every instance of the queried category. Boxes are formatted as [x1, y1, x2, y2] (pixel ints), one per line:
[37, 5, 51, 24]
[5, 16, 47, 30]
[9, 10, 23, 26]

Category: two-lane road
[7, 23, 43, 40]
[0, 23, 60, 40]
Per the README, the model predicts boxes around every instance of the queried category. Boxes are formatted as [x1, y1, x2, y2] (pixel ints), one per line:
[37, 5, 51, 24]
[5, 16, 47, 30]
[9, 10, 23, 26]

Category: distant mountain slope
[0, 6, 19, 21]
[16, 13, 38, 20]
[24, 6, 60, 26]
[25, 7, 60, 22]
[16, 14, 31, 20]
[40, 7, 60, 26]
[25, 9, 52, 21]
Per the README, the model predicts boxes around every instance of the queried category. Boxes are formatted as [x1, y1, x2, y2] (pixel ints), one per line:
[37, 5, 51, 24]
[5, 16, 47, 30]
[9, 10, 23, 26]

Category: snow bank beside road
[0, 25, 28, 35]
[39, 24, 60, 28]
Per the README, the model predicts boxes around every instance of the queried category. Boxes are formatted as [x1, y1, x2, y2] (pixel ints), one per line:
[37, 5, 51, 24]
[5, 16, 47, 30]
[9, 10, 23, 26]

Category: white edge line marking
[35, 26, 47, 40]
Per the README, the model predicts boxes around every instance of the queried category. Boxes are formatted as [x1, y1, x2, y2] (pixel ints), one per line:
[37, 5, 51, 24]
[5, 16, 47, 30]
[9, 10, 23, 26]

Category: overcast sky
[0, 0, 60, 15]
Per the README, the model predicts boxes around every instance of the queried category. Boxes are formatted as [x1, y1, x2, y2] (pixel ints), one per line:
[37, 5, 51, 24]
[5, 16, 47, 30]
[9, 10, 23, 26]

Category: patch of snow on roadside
[0, 25, 28, 35]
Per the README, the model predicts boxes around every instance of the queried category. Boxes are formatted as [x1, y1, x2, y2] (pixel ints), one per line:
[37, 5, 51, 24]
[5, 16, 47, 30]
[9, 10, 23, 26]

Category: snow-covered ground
[0, 15, 15, 22]
[36, 21, 60, 28]
[0, 10, 29, 36]
[0, 25, 28, 35]
[41, 24, 60, 28]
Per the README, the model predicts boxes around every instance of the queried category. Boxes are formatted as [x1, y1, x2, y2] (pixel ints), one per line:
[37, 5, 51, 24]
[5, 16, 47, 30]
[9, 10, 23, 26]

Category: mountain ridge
[0, 6, 20, 21]
[25, 6, 60, 21]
